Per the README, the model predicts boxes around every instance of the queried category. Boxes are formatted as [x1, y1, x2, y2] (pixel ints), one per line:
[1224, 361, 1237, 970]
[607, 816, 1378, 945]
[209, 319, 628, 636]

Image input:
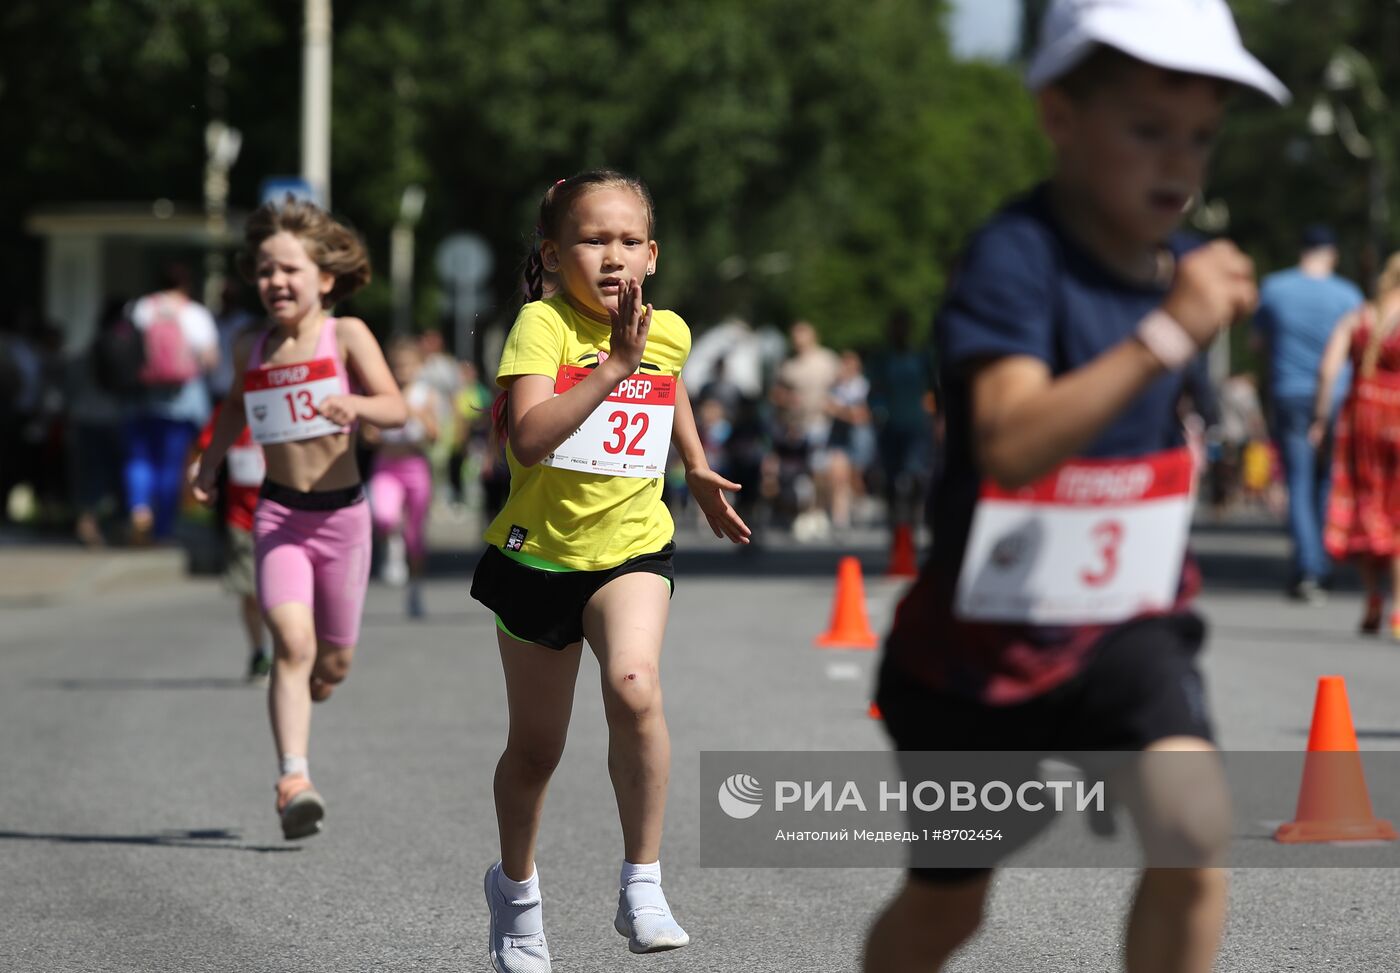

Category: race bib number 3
[243, 358, 347, 445]
[955, 448, 1195, 625]
[542, 366, 676, 478]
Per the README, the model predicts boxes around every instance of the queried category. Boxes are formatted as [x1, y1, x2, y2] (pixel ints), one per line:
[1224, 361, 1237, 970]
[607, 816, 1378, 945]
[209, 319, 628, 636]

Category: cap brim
[1104, 31, 1290, 105]
[1026, 16, 1290, 105]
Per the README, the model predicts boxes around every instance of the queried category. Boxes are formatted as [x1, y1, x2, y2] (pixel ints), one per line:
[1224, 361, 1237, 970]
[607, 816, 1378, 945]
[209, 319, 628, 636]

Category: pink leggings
[254, 497, 371, 647]
[369, 454, 433, 560]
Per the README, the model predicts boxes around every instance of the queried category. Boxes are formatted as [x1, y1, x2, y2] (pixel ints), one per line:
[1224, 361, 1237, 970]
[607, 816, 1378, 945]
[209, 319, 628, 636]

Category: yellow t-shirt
[483, 295, 691, 570]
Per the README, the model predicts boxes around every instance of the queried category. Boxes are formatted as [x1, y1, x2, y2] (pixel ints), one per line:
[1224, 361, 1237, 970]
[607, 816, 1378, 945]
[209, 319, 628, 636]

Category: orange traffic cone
[887, 523, 918, 578]
[867, 701, 883, 720]
[815, 556, 879, 650]
[1275, 675, 1397, 843]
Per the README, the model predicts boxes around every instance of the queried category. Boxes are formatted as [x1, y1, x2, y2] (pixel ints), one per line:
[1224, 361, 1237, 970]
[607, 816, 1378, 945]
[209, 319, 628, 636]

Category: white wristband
[1136, 310, 1198, 371]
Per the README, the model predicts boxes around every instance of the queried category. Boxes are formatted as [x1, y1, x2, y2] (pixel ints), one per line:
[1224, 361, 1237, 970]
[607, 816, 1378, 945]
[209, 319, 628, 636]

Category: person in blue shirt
[1253, 225, 1365, 601]
[863, 1, 1286, 971]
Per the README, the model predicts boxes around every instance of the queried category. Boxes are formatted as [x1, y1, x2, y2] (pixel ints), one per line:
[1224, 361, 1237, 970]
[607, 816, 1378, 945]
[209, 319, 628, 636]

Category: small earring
[646, 267, 655, 276]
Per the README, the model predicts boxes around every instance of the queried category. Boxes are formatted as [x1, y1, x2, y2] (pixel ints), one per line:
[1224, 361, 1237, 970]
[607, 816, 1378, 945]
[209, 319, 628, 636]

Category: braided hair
[518, 169, 655, 303]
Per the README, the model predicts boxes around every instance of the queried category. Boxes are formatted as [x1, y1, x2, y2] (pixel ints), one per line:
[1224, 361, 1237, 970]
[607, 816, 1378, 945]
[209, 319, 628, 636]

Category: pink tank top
[246, 316, 351, 395]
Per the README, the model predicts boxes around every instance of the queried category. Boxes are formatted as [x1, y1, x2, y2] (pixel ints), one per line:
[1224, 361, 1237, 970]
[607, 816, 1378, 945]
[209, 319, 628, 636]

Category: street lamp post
[392, 186, 427, 335]
[302, 0, 332, 207]
[203, 35, 241, 309]
[203, 120, 243, 309]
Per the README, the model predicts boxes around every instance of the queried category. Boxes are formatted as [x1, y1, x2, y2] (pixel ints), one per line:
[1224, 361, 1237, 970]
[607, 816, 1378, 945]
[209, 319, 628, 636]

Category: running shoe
[614, 876, 690, 953]
[276, 773, 325, 840]
[484, 862, 551, 973]
[247, 651, 272, 684]
[382, 534, 409, 586]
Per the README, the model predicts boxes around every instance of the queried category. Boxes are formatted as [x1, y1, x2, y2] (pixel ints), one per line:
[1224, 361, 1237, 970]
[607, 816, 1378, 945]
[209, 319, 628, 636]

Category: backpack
[93, 314, 148, 396]
[137, 294, 198, 387]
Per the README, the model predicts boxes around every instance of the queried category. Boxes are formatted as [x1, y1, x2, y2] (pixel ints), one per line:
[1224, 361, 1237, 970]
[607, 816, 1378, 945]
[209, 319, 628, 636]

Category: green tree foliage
[1219, 0, 1400, 286]
[1, 0, 1048, 347]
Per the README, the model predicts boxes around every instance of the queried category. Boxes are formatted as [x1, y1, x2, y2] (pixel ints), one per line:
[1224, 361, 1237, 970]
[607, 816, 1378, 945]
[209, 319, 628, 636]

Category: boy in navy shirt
[864, 2, 1286, 971]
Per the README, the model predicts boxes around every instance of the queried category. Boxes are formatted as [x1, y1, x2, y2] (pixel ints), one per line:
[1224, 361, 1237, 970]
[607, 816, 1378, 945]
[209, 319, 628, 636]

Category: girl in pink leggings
[192, 196, 406, 840]
[366, 336, 440, 618]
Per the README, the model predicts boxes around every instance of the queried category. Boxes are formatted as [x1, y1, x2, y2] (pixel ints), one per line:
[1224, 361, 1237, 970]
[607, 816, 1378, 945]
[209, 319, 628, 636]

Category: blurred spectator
[1316, 253, 1400, 634]
[775, 320, 840, 448]
[66, 299, 133, 546]
[867, 308, 935, 526]
[765, 379, 825, 540]
[418, 330, 462, 490]
[696, 397, 732, 478]
[418, 330, 461, 411]
[723, 396, 769, 536]
[208, 279, 259, 403]
[123, 263, 219, 542]
[1211, 373, 1267, 517]
[1253, 225, 1365, 601]
[0, 308, 66, 524]
[697, 357, 744, 420]
[819, 350, 874, 531]
[449, 359, 492, 508]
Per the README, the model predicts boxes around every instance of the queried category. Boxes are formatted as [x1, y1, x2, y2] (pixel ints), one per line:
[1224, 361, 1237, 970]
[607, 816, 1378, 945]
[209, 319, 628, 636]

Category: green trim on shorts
[495, 614, 529, 642]
[498, 546, 577, 572]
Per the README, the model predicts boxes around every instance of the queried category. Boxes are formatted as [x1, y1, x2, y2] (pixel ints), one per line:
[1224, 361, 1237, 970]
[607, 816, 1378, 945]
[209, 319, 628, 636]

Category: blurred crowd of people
[0, 265, 499, 553]
[12, 225, 1400, 599]
[674, 312, 939, 543]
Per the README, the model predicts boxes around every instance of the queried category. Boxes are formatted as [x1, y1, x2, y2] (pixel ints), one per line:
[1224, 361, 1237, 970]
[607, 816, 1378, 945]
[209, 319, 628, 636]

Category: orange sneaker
[276, 773, 325, 840]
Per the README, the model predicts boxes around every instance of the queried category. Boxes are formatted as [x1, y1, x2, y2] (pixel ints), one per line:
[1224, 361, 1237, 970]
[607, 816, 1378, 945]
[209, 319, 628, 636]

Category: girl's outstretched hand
[685, 467, 752, 544]
[608, 279, 652, 374]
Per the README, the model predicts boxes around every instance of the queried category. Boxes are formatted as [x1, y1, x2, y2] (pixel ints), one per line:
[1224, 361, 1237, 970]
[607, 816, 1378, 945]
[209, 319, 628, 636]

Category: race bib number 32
[542, 366, 676, 478]
[954, 448, 1195, 625]
[243, 358, 348, 445]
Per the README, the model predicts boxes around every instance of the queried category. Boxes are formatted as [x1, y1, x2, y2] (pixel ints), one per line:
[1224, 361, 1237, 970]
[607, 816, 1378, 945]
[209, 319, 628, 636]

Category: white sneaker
[485, 862, 551, 973]
[382, 534, 408, 586]
[614, 876, 690, 953]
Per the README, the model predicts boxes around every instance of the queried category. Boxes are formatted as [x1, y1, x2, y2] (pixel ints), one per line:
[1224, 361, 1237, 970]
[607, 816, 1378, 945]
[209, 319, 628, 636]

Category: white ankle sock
[280, 755, 308, 778]
[620, 859, 661, 889]
[497, 864, 539, 900]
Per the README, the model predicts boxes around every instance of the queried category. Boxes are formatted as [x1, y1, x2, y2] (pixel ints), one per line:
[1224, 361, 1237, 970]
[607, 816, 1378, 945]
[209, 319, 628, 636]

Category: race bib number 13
[954, 448, 1195, 625]
[243, 358, 348, 445]
[542, 366, 676, 477]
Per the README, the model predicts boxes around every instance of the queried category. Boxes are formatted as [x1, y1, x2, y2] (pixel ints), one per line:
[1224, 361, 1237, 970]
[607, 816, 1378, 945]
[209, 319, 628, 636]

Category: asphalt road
[3, 524, 1399, 972]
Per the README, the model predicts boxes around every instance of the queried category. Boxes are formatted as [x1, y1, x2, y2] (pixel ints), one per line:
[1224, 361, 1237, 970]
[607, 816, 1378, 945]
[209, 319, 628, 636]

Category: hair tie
[555, 178, 566, 186]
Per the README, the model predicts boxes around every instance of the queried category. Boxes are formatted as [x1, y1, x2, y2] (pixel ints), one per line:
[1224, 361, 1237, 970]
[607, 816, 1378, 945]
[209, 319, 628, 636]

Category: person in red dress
[1314, 253, 1400, 635]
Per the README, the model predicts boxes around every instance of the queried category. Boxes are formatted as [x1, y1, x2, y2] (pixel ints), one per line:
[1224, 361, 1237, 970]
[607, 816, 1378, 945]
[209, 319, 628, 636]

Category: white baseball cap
[1026, 0, 1290, 104]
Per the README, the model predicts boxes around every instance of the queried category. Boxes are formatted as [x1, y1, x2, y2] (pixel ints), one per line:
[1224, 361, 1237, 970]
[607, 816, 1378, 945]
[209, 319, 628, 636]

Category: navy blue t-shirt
[932, 184, 1193, 576]
[886, 184, 1200, 704]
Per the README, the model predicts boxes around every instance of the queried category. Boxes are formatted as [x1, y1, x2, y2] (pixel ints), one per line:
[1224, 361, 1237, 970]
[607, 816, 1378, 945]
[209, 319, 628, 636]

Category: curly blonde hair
[238, 195, 372, 308]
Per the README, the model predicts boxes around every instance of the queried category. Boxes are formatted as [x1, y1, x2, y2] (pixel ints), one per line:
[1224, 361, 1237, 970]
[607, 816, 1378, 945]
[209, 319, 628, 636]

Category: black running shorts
[470, 542, 676, 651]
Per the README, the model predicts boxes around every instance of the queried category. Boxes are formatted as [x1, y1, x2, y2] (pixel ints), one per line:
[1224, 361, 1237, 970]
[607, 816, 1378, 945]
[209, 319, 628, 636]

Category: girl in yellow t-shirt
[471, 170, 750, 971]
